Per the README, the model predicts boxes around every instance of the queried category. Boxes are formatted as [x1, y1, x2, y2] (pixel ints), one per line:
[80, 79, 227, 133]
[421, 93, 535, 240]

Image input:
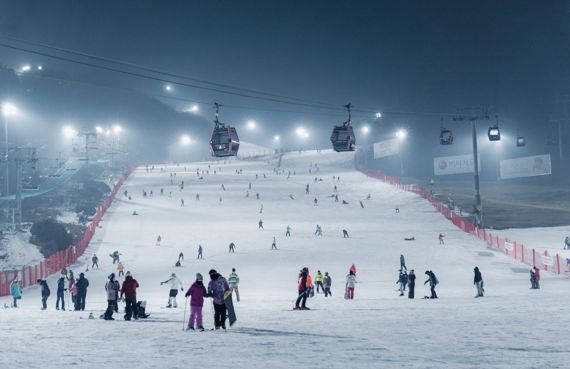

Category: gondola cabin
[210, 126, 240, 157]
[330, 124, 356, 152]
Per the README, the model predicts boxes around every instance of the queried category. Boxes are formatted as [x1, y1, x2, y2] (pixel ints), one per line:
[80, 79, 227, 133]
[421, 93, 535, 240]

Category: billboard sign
[373, 138, 400, 159]
[433, 154, 479, 176]
[499, 154, 551, 180]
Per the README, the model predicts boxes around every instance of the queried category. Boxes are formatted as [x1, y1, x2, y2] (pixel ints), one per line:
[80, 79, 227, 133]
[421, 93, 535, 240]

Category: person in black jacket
[56, 277, 66, 311]
[407, 270, 416, 299]
[37, 279, 50, 310]
[424, 270, 438, 299]
[75, 273, 89, 311]
[473, 267, 484, 297]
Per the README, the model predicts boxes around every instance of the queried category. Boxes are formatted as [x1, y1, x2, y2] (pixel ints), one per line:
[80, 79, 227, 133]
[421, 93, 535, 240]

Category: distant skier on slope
[91, 254, 99, 269]
[400, 254, 407, 271]
[228, 268, 240, 302]
[345, 271, 356, 299]
[258, 219, 264, 229]
[342, 229, 350, 238]
[473, 267, 484, 297]
[315, 271, 324, 293]
[156, 235, 162, 246]
[314, 224, 323, 236]
[197, 245, 203, 259]
[286, 226, 292, 236]
[229, 242, 236, 253]
[185, 273, 207, 331]
[323, 272, 332, 297]
[564, 236, 570, 250]
[161, 273, 184, 308]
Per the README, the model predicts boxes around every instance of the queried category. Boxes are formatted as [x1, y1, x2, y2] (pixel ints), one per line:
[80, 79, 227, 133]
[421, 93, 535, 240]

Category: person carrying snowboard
[161, 273, 184, 308]
[56, 276, 66, 310]
[408, 270, 416, 299]
[345, 271, 356, 299]
[37, 279, 50, 310]
[315, 271, 324, 293]
[228, 268, 240, 302]
[10, 279, 22, 308]
[75, 273, 89, 310]
[104, 273, 120, 320]
[185, 273, 207, 331]
[207, 269, 230, 330]
[294, 267, 312, 310]
[323, 272, 332, 297]
[120, 272, 139, 320]
[473, 266, 484, 297]
[424, 270, 438, 299]
[91, 254, 99, 269]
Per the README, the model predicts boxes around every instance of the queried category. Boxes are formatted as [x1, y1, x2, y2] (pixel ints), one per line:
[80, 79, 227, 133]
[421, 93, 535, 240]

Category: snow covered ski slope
[2, 149, 569, 369]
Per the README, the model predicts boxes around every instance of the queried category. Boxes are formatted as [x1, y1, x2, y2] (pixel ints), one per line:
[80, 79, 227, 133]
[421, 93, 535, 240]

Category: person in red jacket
[120, 272, 139, 320]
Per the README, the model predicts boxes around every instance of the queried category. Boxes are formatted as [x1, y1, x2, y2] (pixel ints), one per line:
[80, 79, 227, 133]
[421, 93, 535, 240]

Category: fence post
[513, 241, 517, 259]
[532, 249, 536, 268]
[521, 244, 525, 263]
[556, 254, 561, 275]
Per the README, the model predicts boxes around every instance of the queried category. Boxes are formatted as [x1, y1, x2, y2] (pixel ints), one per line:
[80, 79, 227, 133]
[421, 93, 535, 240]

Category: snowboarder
[345, 271, 356, 299]
[207, 269, 230, 329]
[424, 270, 438, 299]
[228, 268, 240, 302]
[323, 272, 332, 297]
[185, 273, 207, 331]
[117, 262, 124, 277]
[120, 272, 139, 320]
[408, 270, 416, 299]
[91, 254, 99, 269]
[285, 226, 292, 237]
[56, 276, 66, 310]
[334, 194, 339, 202]
[438, 233, 445, 245]
[314, 224, 322, 236]
[75, 273, 89, 310]
[156, 235, 162, 246]
[178, 252, 184, 263]
[229, 242, 236, 253]
[111, 251, 121, 264]
[161, 273, 184, 308]
[342, 229, 349, 238]
[258, 219, 264, 229]
[197, 245, 203, 259]
[37, 279, 50, 310]
[10, 279, 22, 308]
[315, 271, 324, 293]
[104, 273, 120, 320]
[400, 254, 407, 271]
[294, 267, 312, 310]
[397, 270, 408, 296]
[473, 267, 484, 297]
[271, 236, 278, 250]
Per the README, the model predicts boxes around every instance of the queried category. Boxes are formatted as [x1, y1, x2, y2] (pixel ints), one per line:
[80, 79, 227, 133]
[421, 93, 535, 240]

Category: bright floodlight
[63, 125, 77, 139]
[165, 84, 172, 92]
[295, 127, 309, 138]
[274, 135, 280, 142]
[95, 126, 104, 134]
[396, 129, 407, 140]
[113, 125, 123, 135]
[180, 134, 192, 145]
[190, 105, 199, 113]
[1, 102, 17, 117]
[375, 112, 382, 119]
[37, 65, 43, 71]
[246, 120, 256, 130]
[360, 125, 370, 134]
[20, 65, 31, 73]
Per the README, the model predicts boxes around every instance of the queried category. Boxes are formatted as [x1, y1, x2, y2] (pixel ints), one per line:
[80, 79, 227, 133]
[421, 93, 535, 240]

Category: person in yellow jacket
[117, 262, 125, 277]
[314, 270, 324, 294]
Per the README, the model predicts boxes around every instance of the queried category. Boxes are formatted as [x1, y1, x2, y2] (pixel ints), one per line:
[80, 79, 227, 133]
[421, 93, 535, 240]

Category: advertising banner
[499, 154, 551, 180]
[433, 154, 479, 176]
[373, 138, 400, 159]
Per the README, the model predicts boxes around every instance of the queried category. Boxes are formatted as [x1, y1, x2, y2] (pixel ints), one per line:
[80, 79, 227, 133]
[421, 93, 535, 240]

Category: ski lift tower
[12, 146, 38, 231]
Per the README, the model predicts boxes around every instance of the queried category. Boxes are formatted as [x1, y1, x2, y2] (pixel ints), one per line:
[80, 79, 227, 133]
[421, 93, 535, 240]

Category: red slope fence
[358, 166, 568, 277]
[0, 165, 136, 296]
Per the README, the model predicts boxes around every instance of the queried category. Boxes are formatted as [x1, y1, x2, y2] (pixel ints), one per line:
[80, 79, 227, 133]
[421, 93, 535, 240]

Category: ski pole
[182, 297, 188, 331]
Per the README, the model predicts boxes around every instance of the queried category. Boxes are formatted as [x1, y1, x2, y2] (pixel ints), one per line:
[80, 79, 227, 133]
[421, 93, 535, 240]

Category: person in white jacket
[345, 271, 357, 300]
[161, 273, 184, 308]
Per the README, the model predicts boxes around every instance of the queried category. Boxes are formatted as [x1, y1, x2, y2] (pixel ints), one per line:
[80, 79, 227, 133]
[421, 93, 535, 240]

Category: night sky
[0, 0, 569, 173]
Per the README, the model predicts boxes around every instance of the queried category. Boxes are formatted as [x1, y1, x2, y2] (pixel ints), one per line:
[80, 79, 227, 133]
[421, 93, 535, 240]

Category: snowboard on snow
[224, 291, 237, 327]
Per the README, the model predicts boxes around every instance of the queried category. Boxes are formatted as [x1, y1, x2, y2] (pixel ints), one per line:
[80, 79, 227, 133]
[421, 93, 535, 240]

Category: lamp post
[2, 103, 17, 196]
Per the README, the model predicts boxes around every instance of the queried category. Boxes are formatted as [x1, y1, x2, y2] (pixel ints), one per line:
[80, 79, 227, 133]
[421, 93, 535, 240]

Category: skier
[178, 252, 184, 263]
[342, 229, 349, 238]
[207, 269, 230, 330]
[195, 193, 200, 201]
[400, 254, 407, 271]
[271, 236, 278, 250]
[335, 194, 339, 202]
[256, 193, 260, 200]
[156, 235, 162, 246]
[197, 245, 203, 259]
[228, 268, 240, 302]
[397, 270, 408, 296]
[117, 262, 125, 277]
[104, 273, 120, 320]
[314, 197, 318, 206]
[181, 199, 185, 207]
[305, 184, 310, 194]
[259, 204, 263, 214]
[111, 251, 121, 264]
[294, 267, 312, 310]
[75, 273, 89, 310]
[408, 270, 416, 299]
[424, 270, 439, 299]
[314, 224, 322, 236]
[323, 272, 332, 297]
[530, 267, 540, 289]
[438, 233, 445, 245]
[473, 267, 484, 297]
[56, 276, 66, 310]
[91, 254, 99, 269]
[37, 279, 50, 310]
[120, 272, 139, 320]
[395, 206, 400, 213]
[185, 273, 207, 331]
[10, 279, 22, 308]
[564, 236, 570, 250]
[258, 219, 264, 229]
[315, 270, 324, 293]
[248, 182, 252, 190]
[286, 226, 292, 237]
[161, 273, 184, 308]
[229, 242, 236, 253]
[345, 271, 356, 299]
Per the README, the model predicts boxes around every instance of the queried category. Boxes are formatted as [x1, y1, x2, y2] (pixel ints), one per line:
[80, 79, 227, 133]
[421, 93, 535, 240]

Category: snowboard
[224, 291, 237, 327]
[344, 287, 349, 300]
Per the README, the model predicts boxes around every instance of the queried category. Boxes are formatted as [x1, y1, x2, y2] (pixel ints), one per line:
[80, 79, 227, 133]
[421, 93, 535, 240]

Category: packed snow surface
[2, 150, 569, 369]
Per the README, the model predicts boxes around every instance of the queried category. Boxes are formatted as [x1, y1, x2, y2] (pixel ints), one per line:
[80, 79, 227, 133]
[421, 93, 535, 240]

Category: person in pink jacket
[185, 273, 208, 331]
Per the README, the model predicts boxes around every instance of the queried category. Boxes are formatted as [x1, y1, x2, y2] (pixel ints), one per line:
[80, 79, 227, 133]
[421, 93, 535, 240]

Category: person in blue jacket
[10, 279, 22, 308]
